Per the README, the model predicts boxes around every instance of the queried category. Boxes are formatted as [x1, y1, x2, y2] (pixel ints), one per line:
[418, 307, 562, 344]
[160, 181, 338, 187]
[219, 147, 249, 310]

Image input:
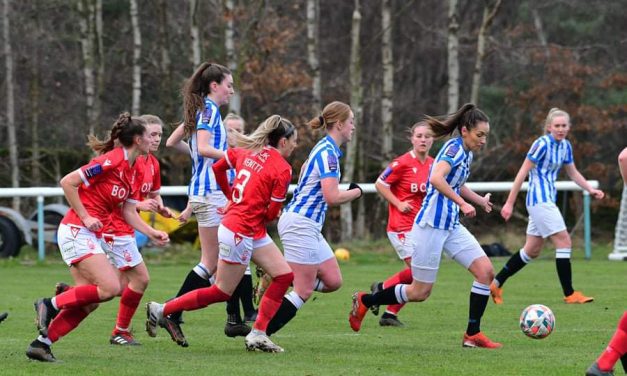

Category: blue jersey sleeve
[196, 104, 219, 133]
[439, 142, 464, 167]
[317, 148, 340, 179]
[563, 140, 574, 164]
[527, 138, 546, 163]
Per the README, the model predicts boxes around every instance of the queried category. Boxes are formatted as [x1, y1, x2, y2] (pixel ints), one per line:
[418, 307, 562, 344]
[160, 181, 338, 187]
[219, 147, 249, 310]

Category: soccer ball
[519, 304, 555, 339]
[334, 248, 350, 261]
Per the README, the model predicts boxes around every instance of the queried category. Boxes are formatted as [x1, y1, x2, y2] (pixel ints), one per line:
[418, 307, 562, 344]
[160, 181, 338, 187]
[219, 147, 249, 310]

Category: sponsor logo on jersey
[103, 159, 112, 167]
[84, 164, 103, 178]
[445, 144, 459, 158]
[327, 154, 338, 171]
[412, 167, 417, 174]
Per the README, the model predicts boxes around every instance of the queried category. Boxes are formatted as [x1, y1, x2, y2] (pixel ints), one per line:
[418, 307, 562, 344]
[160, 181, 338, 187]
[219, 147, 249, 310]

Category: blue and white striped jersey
[416, 137, 472, 230]
[188, 98, 228, 196]
[284, 135, 342, 225]
[526, 134, 573, 206]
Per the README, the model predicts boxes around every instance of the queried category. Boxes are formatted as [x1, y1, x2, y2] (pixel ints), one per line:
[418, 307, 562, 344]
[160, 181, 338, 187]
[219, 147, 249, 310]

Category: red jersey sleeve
[78, 148, 125, 188]
[265, 164, 291, 221]
[213, 148, 238, 198]
[377, 158, 404, 187]
[271, 165, 292, 203]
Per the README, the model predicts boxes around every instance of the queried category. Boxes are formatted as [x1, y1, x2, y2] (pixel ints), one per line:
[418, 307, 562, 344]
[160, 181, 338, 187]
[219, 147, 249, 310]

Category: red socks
[383, 268, 413, 289]
[163, 285, 230, 317]
[598, 312, 627, 371]
[54, 285, 101, 309]
[47, 308, 91, 343]
[113, 287, 143, 333]
[254, 272, 294, 332]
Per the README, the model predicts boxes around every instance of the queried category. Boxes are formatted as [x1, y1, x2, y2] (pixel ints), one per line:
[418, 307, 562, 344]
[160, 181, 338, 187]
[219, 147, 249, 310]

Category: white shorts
[410, 223, 486, 283]
[387, 231, 414, 260]
[190, 192, 227, 227]
[101, 234, 143, 270]
[278, 212, 334, 265]
[217, 224, 274, 265]
[57, 224, 105, 266]
[526, 202, 567, 238]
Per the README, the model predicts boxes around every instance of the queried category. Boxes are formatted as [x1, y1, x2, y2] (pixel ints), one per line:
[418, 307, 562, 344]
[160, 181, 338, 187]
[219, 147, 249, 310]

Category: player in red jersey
[368, 121, 434, 327]
[103, 114, 172, 345]
[586, 147, 627, 376]
[147, 115, 297, 353]
[26, 113, 169, 362]
[52, 115, 172, 346]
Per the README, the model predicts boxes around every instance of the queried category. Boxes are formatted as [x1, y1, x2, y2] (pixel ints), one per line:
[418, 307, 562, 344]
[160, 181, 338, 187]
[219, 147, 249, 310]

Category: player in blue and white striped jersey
[158, 63, 234, 345]
[349, 104, 502, 349]
[264, 101, 362, 337]
[492, 108, 604, 305]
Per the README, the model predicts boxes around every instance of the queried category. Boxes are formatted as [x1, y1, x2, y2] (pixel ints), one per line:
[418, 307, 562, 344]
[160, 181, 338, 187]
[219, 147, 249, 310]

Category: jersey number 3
[232, 169, 251, 204]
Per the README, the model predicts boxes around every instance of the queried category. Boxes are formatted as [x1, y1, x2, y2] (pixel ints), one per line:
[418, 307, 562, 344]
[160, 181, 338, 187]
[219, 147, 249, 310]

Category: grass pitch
[0, 246, 625, 375]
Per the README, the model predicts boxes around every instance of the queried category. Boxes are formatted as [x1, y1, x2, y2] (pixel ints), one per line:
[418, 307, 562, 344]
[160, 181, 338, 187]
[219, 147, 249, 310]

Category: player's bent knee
[99, 281, 123, 301]
[406, 287, 430, 302]
[82, 303, 99, 314]
[324, 276, 343, 292]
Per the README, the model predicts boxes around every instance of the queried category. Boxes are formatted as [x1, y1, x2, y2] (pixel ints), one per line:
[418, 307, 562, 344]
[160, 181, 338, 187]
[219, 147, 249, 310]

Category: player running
[263, 101, 363, 337]
[146, 115, 297, 353]
[158, 63, 234, 344]
[368, 121, 434, 327]
[491, 108, 604, 305]
[26, 113, 169, 362]
[349, 103, 502, 349]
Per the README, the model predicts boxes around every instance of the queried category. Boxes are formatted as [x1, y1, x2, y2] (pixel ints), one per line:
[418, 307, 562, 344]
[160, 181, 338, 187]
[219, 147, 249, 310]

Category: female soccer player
[147, 115, 297, 353]
[491, 108, 604, 305]
[167, 113, 257, 338]
[103, 114, 172, 346]
[160, 62, 234, 343]
[586, 147, 627, 376]
[368, 121, 434, 327]
[349, 103, 502, 349]
[26, 113, 169, 362]
[264, 101, 362, 337]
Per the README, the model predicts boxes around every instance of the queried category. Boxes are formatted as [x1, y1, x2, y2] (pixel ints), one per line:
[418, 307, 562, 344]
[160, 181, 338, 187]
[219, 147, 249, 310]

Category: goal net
[610, 185, 627, 261]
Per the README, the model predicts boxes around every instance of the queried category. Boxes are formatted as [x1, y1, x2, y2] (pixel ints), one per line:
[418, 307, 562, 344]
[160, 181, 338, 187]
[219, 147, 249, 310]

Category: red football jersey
[377, 151, 433, 232]
[61, 147, 143, 236]
[106, 153, 162, 236]
[220, 146, 292, 239]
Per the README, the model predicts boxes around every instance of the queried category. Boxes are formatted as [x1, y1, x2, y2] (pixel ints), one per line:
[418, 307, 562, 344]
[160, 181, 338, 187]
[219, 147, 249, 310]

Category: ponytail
[233, 115, 295, 151]
[87, 112, 147, 154]
[424, 103, 489, 139]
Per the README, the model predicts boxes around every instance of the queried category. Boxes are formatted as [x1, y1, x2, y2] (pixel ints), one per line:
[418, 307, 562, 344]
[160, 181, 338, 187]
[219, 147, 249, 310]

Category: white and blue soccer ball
[519, 304, 555, 339]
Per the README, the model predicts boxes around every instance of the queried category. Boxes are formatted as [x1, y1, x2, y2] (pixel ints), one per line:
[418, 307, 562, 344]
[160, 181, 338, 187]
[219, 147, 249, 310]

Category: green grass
[1, 246, 626, 375]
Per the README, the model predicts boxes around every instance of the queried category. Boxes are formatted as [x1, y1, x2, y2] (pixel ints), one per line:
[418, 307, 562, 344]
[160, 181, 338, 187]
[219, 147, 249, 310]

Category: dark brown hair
[424, 103, 489, 139]
[87, 112, 147, 154]
[182, 62, 231, 136]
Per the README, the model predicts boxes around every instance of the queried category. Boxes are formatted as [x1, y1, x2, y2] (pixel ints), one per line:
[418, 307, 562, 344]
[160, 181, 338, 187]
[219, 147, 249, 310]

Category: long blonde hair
[231, 115, 295, 151]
